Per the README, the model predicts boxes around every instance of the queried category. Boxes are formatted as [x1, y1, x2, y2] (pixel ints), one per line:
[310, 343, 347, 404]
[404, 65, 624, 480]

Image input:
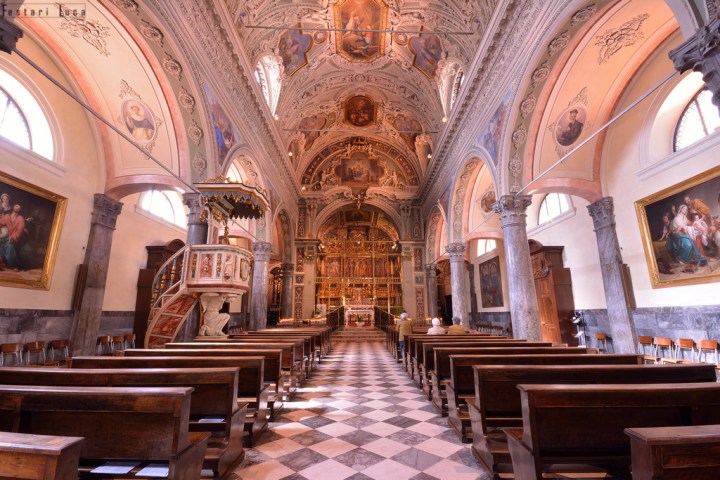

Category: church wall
[469, 243, 512, 333]
[0, 34, 100, 314]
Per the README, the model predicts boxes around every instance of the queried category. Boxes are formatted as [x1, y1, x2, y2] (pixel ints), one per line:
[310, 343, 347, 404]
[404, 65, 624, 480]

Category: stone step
[333, 328, 386, 342]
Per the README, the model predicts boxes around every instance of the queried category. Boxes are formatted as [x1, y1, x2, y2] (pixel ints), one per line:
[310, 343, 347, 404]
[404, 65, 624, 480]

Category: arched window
[476, 239, 497, 257]
[226, 162, 244, 183]
[538, 193, 571, 225]
[0, 87, 30, 149]
[674, 88, 720, 151]
[138, 190, 187, 228]
[0, 68, 54, 160]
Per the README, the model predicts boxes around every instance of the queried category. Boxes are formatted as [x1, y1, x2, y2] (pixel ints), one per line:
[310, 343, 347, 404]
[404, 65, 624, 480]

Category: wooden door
[532, 252, 562, 344]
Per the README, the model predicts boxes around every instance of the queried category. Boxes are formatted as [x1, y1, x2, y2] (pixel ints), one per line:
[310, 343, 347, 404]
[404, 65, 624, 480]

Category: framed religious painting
[635, 166, 720, 288]
[0, 171, 67, 290]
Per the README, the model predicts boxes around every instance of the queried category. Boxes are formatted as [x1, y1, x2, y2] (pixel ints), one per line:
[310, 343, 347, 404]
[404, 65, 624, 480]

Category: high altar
[344, 304, 374, 327]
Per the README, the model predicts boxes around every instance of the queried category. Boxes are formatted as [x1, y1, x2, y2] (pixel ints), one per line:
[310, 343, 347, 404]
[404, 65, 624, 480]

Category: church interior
[1, 0, 720, 479]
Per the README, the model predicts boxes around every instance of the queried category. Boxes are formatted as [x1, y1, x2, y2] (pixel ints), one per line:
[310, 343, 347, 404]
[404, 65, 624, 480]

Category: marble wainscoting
[470, 311, 512, 333]
[0, 309, 135, 344]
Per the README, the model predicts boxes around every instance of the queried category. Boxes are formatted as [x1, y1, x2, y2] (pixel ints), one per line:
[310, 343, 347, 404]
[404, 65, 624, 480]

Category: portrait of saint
[480, 257, 504, 308]
[554, 106, 587, 147]
[278, 26, 312, 76]
[121, 99, 156, 143]
[409, 30, 443, 78]
[479, 189, 496, 214]
[334, 0, 387, 62]
[344, 95, 375, 127]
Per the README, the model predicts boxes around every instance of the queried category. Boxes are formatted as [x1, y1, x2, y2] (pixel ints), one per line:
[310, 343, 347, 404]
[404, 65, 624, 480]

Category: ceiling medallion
[334, 0, 388, 63]
[344, 94, 377, 127]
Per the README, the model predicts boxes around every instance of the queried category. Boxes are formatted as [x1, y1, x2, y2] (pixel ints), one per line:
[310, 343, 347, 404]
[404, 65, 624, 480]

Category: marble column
[425, 264, 438, 319]
[670, 17, 720, 112]
[183, 193, 207, 245]
[587, 197, 637, 353]
[249, 241, 272, 330]
[70, 194, 123, 356]
[495, 195, 542, 341]
[280, 262, 294, 319]
[467, 263, 478, 317]
[446, 243, 469, 327]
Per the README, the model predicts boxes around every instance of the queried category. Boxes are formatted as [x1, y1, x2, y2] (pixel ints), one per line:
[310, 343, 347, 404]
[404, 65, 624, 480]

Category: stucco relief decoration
[412, 208, 422, 239]
[511, 124, 527, 148]
[278, 24, 313, 76]
[178, 87, 196, 114]
[192, 151, 207, 175]
[188, 119, 204, 146]
[595, 14, 650, 65]
[140, 19, 164, 46]
[531, 61, 550, 88]
[409, 27, 444, 78]
[571, 4, 598, 26]
[519, 93, 536, 119]
[707, 0, 719, 20]
[110, 0, 139, 14]
[296, 247, 304, 272]
[344, 95, 376, 127]
[59, 12, 111, 56]
[334, 0, 388, 62]
[413, 248, 423, 271]
[294, 286, 304, 319]
[547, 32, 570, 56]
[162, 52, 183, 80]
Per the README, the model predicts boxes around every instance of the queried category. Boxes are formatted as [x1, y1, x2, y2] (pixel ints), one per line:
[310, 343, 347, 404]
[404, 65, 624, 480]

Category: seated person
[427, 317, 446, 335]
[447, 316, 466, 334]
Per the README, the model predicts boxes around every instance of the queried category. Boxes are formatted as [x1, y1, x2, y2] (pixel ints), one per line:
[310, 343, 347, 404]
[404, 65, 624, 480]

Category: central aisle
[234, 339, 489, 480]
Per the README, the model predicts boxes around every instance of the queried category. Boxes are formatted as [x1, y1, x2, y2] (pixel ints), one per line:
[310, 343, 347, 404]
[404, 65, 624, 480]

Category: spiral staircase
[144, 244, 253, 348]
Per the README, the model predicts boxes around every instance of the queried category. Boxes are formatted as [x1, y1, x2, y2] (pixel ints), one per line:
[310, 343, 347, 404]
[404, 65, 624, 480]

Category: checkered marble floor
[232, 340, 490, 480]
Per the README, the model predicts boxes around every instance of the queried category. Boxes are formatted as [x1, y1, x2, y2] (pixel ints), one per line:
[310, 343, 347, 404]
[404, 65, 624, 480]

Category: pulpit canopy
[196, 176, 269, 220]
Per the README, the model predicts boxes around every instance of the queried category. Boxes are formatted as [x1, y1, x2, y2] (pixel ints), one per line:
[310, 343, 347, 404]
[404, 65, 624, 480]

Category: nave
[234, 339, 486, 480]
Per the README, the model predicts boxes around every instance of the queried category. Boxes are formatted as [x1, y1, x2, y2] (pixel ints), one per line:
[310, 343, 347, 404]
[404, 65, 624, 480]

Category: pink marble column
[250, 241, 272, 330]
[587, 197, 637, 353]
[446, 243, 468, 327]
[495, 195, 541, 341]
[425, 263, 438, 318]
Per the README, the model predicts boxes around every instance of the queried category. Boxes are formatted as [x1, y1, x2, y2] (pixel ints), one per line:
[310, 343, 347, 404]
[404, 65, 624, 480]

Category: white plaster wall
[602, 34, 719, 308]
[103, 193, 187, 311]
[0, 35, 99, 310]
[527, 197, 607, 309]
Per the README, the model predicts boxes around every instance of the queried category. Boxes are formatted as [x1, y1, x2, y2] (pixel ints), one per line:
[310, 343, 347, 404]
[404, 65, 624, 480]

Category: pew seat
[0, 384, 208, 479]
[0, 431, 84, 480]
[504, 382, 720, 480]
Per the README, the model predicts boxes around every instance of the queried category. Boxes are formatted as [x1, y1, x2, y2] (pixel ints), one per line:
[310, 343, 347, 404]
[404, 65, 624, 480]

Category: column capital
[183, 192, 206, 224]
[281, 262, 294, 274]
[669, 17, 720, 107]
[0, 18, 23, 54]
[424, 263, 437, 277]
[91, 194, 123, 229]
[252, 241, 272, 256]
[445, 242, 466, 260]
[587, 196, 615, 231]
[494, 195, 532, 228]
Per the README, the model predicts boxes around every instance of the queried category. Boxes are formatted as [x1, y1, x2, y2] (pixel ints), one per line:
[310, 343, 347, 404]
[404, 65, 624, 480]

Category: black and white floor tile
[232, 340, 489, 480]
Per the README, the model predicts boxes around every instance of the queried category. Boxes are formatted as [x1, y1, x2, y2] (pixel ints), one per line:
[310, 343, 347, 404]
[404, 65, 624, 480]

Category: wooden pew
[0, 385, 208, 479]
[0, 431, 84, 480]
[466, 363, 715, 477]
[235, 333, 314, 377]
[0, 366, 245, 479]
[625, 424, 720, 480]
[432, 346, 594, 416]
[402, 333, 499, 374]
[416, 339, 540, 398]
[411, 336, 513, 386]
[175, 340, 301, 397]
[70, 355, 267, 447]
[504, 382, 720, 480]
[124, 347, 284, 421]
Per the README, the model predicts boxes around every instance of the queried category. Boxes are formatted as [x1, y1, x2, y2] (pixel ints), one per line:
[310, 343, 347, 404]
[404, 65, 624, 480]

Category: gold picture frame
[634, 166, 720, 288]
[0, 171, 67, 290]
